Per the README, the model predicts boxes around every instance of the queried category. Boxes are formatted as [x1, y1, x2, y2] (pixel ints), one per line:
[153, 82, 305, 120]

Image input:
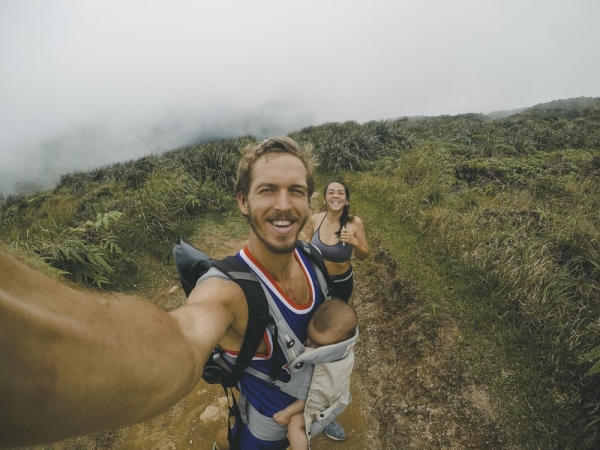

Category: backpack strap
[209, 256, 274, 450]
[295, 240, 334, 300]
[211, 256, 272, 385]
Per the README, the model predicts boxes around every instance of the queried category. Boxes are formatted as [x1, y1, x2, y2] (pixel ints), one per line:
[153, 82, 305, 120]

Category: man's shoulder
[188, 274, 249, 343]
[188, 273, 246, 309]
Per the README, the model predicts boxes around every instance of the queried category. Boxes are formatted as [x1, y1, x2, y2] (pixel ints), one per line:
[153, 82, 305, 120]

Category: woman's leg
[332, 267, 353, 302]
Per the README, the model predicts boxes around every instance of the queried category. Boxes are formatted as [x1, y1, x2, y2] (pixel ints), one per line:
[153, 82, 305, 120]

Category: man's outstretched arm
[0, 247, 231, 448]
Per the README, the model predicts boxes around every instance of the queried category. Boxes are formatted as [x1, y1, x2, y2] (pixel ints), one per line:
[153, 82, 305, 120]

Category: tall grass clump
[292, 120, 410, 172]
[170, 137, 252, 188]
[11, 211, 129, 287]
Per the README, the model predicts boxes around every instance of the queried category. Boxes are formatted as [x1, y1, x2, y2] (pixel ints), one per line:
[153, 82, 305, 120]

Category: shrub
[312, 122, 386, 172]
[12, 211, 128, 288]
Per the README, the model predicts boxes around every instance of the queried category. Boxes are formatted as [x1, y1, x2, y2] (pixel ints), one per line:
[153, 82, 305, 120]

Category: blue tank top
[310, 214, 353, 263]
[223, 246, 325, 416]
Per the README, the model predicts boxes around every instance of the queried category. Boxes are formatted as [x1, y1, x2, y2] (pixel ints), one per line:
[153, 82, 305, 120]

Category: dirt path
[24, 235, 507, 449]
[348, 245, 508, 449]
[117, 378, 367, 450]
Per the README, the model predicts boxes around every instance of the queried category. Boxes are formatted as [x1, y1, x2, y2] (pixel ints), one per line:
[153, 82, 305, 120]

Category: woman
[304, 181, 369, 302]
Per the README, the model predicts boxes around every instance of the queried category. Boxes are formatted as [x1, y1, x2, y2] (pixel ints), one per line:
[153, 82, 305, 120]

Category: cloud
[1, 0, 599, 195]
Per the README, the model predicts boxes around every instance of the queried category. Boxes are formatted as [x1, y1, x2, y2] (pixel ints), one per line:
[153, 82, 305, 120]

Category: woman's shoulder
[302, 212, 324, 238]
[349, 215, 363, 226]
[311, 211, 327, 222]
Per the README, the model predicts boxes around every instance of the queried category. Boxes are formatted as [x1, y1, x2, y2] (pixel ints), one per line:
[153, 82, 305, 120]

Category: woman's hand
[340, 227, 357, 247]
[343, 217, 370, 260]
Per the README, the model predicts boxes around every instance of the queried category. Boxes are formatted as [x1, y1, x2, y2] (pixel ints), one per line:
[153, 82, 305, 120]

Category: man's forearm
[0, 249, 205, 447]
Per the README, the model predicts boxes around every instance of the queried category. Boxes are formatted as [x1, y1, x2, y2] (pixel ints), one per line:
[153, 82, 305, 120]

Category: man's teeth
[273, 220, 291, 227]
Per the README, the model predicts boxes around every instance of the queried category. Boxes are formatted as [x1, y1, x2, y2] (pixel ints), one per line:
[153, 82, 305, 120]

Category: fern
[11, 211, 126, 288]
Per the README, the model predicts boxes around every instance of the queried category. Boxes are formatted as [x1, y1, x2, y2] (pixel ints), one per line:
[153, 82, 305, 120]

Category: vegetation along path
[10, 101, 600, 448]
[25, 213, 506, 450]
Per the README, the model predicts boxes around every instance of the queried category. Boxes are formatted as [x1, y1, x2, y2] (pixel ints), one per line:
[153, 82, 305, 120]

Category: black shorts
[332, 266, 353, 302]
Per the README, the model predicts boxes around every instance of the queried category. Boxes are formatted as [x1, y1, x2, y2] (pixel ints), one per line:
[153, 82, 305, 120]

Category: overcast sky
[1, 0, 599, 195]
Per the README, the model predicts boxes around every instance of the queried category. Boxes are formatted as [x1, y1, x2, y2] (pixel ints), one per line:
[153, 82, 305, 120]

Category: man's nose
[274, 191, 292, 210]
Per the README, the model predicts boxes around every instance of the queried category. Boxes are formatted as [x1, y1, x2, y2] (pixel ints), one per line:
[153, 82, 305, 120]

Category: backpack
[171, 237, 333, 447]
[172, 237, 272, 387]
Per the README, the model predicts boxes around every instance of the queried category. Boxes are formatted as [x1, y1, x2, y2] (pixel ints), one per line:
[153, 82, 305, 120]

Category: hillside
[485, 96, 600, 120]
[524, 96, 600, 119]
[2, 98, 600, 448]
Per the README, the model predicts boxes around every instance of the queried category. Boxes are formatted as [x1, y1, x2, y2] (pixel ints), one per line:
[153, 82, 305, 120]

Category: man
[0, 137, 345, 449]
[182, 137, 328, 449]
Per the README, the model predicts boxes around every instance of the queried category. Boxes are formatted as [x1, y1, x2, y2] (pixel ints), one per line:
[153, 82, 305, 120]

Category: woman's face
[324, 182, 347, 212]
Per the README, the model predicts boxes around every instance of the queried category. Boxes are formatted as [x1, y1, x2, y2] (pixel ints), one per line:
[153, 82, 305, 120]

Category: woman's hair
[235, 137, 318, 201]
[323, 181, 354, 237]
[311, 298, 357, 342]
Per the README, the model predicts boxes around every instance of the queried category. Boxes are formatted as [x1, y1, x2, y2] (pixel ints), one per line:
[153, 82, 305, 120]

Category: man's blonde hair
[235, 137, 317, 201]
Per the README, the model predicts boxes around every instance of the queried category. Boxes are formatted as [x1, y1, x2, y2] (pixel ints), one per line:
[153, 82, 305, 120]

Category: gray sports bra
[310, 213, 353, 263]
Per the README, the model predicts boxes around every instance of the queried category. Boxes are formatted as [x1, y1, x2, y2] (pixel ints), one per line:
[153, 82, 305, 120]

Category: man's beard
[246, 206, 308, 255]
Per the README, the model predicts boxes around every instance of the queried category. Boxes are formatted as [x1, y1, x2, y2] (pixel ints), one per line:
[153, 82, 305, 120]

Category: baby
[273, 298, 357, 450]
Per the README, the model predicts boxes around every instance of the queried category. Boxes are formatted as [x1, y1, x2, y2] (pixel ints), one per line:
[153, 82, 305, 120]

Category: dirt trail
[121, 242, 512, 450]
[117, 237, 506, 449]
[25, 236, 506, 449]
[118, 378, 366, 450]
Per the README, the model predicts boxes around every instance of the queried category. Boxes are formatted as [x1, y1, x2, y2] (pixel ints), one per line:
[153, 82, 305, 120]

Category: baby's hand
[273, 410, 291, 425]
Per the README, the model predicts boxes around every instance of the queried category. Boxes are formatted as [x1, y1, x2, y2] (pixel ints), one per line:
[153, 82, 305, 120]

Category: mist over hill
[1, 97, 598, 200]
[0, 105, 313, 198]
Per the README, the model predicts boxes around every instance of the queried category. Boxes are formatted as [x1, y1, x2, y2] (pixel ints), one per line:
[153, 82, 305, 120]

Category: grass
[341, 139, 600, 447]
[2, 107, 600, 448]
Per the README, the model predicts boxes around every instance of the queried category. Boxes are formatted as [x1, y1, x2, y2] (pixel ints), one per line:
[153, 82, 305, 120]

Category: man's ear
[237, 192, 249, 215]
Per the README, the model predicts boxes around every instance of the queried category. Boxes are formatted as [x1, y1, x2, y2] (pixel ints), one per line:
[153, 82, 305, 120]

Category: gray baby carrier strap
[297, 329, 359, 441]
[208, 267, 321, 397]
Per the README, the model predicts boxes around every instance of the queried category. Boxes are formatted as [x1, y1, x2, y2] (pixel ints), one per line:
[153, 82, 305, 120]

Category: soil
[27, 235, 509, 450]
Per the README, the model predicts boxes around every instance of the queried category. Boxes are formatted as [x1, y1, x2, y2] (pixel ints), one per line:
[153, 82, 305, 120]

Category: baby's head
[305, 298, 357, 348]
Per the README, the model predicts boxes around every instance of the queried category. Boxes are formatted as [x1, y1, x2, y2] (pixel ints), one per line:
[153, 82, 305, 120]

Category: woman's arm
[341, 216, 369, 260]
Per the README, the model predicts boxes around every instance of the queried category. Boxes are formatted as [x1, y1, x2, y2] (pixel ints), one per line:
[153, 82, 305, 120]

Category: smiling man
[173, 137, 330, 449]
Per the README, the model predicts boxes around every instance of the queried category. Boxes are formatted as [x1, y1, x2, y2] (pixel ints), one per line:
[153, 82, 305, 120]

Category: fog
[1, 0, 599, 196]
